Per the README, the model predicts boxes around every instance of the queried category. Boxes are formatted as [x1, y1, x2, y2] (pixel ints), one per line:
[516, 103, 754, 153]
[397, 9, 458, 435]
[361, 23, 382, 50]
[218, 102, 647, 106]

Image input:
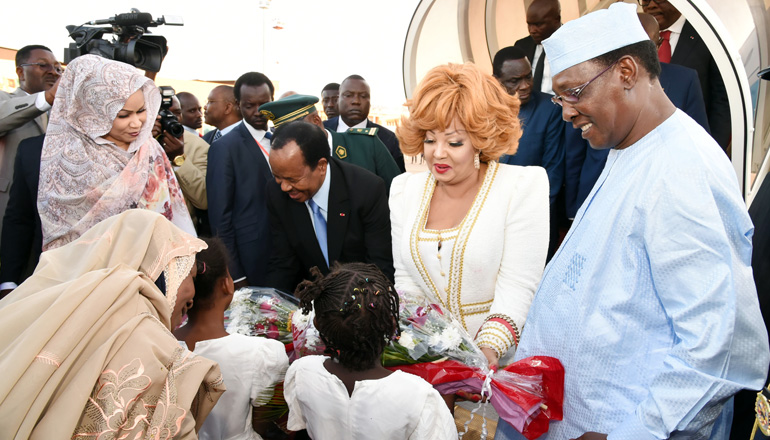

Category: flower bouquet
[384, 294, 564, 440]
[226, 287, 299, 347]
[290, 308, 326, 357]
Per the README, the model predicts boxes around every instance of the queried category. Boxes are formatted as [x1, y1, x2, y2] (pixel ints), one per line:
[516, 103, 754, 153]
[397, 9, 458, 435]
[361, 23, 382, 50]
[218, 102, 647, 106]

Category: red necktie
[658, 30, 672, 63]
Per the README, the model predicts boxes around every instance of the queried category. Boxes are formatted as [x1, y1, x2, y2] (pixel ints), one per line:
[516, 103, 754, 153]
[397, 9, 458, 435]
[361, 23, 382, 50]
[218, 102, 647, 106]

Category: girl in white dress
[284, 263, 457, 440]
[175, 237, 289, 440]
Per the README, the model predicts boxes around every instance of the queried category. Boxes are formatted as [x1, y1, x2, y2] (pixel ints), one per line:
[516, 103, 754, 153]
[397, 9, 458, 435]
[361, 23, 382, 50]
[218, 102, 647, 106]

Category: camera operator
[152, 94, 210, 235]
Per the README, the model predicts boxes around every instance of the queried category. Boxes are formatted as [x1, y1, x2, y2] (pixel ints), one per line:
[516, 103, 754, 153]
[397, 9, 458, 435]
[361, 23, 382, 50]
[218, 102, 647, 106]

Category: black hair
[190, 237, 230, 311]
[322, 82, 340, 92]
[295, 263, 400, 371]
[16, 45, 53, 66]
[492, 46, 528, 77]
[271, 120, 330, 168]
[342, 74, 366, 84]
[234, 71, 275, 102]
[593, 40, 661, 80]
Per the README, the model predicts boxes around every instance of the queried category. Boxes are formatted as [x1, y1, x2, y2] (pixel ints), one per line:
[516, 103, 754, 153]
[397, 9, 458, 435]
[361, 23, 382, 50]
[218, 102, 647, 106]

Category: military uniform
[330, 127, 400, 190]
[259, 94, 402, 190]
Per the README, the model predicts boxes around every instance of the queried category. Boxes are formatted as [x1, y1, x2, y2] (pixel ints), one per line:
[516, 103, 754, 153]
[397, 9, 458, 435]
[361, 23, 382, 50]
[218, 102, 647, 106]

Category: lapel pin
[340, 213, 346, 217]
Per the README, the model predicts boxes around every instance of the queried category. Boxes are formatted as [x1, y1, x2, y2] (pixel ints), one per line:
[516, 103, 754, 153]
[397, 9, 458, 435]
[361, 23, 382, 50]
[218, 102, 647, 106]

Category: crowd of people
[0, 0, 767, 439]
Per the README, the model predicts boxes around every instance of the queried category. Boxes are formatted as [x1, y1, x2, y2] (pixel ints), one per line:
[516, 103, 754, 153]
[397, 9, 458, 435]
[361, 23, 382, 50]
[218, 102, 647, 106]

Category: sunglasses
[20, 62, 64, 74]
[551, 60, 620, 107]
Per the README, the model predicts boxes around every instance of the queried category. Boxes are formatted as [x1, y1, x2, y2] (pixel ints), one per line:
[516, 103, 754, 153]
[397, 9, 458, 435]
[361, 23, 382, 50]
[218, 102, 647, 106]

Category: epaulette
[347, 127, 378, 136]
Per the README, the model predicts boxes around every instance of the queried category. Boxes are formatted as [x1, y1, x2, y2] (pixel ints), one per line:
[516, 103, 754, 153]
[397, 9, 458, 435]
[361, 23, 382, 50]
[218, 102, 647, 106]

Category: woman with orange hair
[390, 63, 549, 368]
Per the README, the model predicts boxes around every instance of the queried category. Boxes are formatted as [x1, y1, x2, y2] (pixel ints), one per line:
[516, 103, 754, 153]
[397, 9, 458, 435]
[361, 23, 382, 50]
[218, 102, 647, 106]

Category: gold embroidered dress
[390, 161, 549, 359]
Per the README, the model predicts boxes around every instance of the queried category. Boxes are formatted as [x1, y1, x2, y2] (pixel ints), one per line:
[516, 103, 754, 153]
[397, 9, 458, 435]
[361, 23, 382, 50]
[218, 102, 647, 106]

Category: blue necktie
[212, 130, 222, 142]
[265, 131, 273, 140]
[308, 199, 328, 266]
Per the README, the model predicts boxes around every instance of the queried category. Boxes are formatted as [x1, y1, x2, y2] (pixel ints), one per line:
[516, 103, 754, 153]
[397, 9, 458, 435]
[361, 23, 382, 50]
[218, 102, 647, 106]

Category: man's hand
[570, 432, 608, 440]
[45, 77, 61, 106]
[162, 129, 185, 159]
[152, 116, 162, 138]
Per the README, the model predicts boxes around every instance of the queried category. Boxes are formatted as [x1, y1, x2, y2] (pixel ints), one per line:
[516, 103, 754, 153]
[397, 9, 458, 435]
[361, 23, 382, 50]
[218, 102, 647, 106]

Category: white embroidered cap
[543, 2, 649, 77]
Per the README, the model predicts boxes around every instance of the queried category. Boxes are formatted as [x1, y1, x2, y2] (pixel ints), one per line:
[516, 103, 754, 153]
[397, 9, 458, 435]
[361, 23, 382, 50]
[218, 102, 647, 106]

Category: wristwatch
[173, 154, 186, 166]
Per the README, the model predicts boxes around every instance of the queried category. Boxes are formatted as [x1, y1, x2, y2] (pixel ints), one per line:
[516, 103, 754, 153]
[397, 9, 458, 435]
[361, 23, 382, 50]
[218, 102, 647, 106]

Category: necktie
[658, 30, 672, 63]
[533, 47, 546, 91]
[308, 199, 329, 266]
[265, 131, 273, 140]
[212, 130, 222, 142]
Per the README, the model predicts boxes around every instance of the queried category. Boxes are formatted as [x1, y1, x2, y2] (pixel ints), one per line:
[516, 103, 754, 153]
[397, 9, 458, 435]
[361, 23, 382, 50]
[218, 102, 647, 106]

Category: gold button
[440, 271, 446, 276]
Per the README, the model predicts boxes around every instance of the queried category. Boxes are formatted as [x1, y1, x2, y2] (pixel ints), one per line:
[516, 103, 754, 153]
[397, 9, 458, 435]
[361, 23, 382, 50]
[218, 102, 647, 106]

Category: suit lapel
[238, 123, 271, 179]
[670, 21, 696, 65]
[326, 160, 349, 264]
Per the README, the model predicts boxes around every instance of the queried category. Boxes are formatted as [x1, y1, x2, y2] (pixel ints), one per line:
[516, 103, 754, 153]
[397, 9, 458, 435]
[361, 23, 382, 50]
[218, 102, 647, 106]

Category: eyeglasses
[20, 62, 64, 74]
[637, 0, 669, 6]
[551, 60, 619, 107]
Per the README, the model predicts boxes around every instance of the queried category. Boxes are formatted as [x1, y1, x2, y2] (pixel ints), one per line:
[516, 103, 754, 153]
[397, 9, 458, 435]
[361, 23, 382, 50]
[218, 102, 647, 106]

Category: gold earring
[474, 151, 480, 170]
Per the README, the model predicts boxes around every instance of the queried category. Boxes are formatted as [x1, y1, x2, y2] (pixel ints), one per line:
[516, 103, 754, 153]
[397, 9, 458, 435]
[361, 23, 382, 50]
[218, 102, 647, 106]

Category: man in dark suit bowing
[265, 121, 393, 294]
[323, 75, 406, 172]
[513, 0, 562, 94]
[207, 72, 274, 289]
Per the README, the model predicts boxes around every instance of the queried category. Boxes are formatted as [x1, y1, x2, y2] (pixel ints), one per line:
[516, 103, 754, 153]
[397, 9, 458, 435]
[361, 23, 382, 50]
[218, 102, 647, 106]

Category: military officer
[259, 94, 401, 190]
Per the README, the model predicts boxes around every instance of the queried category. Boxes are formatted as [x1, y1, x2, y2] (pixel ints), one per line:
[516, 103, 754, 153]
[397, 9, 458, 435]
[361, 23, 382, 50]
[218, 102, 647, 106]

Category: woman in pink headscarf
[38, 54, 195, 250]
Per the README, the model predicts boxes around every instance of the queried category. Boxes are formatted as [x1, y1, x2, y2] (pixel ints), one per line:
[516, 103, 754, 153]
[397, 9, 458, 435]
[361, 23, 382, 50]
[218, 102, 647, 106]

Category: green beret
[259, 94, 319, 127]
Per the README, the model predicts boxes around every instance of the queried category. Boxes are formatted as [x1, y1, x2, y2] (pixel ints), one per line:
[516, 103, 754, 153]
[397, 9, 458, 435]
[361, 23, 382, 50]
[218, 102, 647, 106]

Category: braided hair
[295, 262, 400, 371]
[190, 237, 230, 312]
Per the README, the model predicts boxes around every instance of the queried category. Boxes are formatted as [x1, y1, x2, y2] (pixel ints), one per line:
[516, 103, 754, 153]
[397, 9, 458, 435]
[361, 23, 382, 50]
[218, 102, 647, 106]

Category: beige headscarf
[38, 55, 195, 251]
[0, 210, 224, 440]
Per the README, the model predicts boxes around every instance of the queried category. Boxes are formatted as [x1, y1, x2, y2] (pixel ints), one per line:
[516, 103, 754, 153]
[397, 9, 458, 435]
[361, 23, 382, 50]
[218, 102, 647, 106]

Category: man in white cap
[494, 3, 769, 440]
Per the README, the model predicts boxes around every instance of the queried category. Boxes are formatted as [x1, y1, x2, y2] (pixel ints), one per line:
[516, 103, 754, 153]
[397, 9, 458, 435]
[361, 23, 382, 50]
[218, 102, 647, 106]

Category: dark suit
[565, 62, 713, 216]
[207, 122, 272, 285]
[513, 35, 537, 64]
[202, 129, 217, 145]
[670, 20, 730, 149]
[266, 158, 394, 294]
[0, 135, 44, 287]
[499, 91, 564, 204]
[324, 117, 406, 173]
[499, 91, 565, 259]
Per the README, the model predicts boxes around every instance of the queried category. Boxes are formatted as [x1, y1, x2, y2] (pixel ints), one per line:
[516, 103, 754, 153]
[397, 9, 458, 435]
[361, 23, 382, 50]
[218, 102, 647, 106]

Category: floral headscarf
[38, 55, 195, 250]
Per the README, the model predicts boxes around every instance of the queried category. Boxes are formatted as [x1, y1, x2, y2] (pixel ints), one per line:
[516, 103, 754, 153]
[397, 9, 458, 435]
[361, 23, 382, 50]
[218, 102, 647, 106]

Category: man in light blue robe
[495, 4, 769, 440]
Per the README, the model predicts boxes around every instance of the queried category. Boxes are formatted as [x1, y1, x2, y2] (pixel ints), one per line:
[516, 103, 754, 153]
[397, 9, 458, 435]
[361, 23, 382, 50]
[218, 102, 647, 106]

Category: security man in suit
[493, 46, 565, 259]
[0, 45, 61, 239]
[513, 0, 562, 94]
[642, 0, 730, 150]
[323, 75, 406, 172]
[203, 85, 241, 145]
[259, 94, 401, 190]
[265, 121, 393, 295]
[207, 71, 275, 289]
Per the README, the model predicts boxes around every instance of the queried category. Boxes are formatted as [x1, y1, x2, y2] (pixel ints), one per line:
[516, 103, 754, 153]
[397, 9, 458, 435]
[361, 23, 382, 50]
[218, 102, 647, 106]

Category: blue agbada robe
[498, 110, 769, 440]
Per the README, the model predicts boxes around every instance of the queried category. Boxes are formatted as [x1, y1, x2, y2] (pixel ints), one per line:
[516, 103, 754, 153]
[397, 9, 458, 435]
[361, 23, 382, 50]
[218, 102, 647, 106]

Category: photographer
[153, 93, 210, 235]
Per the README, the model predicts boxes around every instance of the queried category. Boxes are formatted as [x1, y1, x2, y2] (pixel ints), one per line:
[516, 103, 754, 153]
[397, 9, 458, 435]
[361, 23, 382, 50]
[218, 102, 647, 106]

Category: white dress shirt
[243, 120, 272, 161]
[335, 117, 367, 132]
[533, 44, 553, 95]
